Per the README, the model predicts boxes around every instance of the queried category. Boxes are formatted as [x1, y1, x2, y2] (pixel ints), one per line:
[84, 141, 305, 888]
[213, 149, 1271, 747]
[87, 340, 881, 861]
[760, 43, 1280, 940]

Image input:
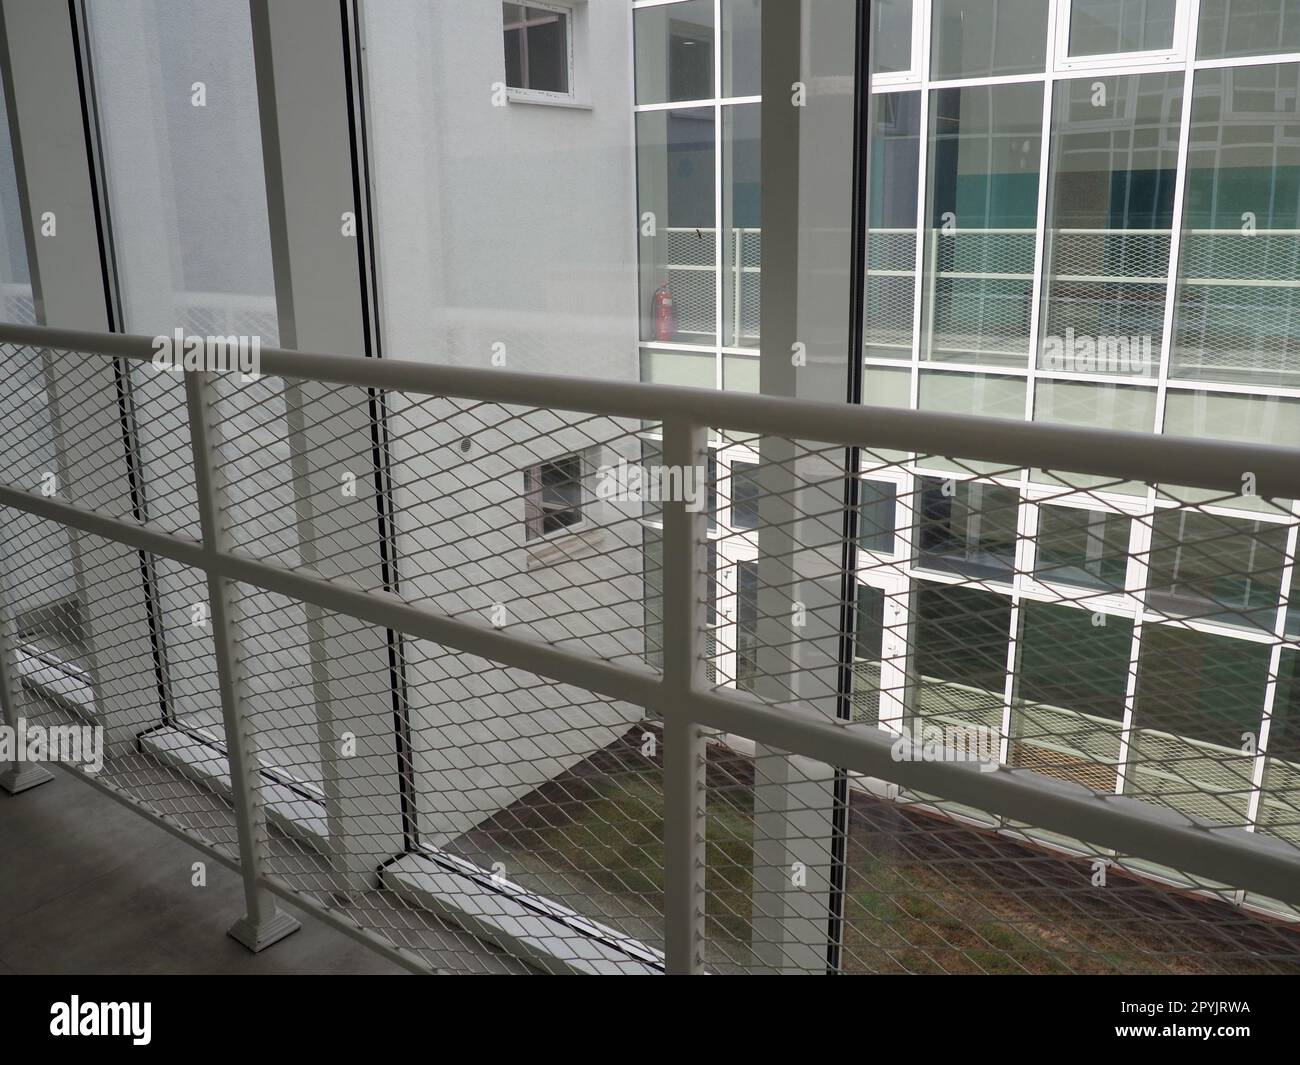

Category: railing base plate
[0, 763, 55, 795]
[227, 909, 302, 953]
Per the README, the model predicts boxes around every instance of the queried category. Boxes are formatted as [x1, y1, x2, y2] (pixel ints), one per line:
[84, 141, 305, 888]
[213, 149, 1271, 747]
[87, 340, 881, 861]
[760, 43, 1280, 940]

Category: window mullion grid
[1003, 0, 1065, 768]
[1110, 0, 1200, 800]
[1114, 502, 1156, 798]
[1244, 509, 1300, 844]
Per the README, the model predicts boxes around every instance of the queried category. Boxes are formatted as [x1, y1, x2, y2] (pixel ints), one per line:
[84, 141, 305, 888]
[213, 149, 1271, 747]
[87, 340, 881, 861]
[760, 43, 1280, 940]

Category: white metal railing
[2, 321, 1300, 974]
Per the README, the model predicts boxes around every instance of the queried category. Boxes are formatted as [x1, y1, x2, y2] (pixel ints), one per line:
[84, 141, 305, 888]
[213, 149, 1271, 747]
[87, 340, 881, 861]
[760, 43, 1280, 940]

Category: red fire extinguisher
[652, 282, 676, 342]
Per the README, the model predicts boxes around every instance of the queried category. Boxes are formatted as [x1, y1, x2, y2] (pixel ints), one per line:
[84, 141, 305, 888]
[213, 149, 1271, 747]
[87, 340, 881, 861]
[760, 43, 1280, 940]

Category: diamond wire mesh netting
[2, 337, 1300, 973]
[0, 507, 239, 856]
[207, 375, 654, 672]
[233, 581, 664, 974]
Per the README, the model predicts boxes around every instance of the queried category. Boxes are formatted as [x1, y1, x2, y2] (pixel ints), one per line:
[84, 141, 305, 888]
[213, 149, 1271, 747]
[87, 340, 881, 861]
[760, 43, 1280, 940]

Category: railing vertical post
[661, 414, 708, 974]
[183, 369, 301, 951]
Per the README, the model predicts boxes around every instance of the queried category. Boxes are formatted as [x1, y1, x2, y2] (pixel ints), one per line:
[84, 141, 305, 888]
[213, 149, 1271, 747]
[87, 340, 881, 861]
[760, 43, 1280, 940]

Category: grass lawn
[457, 730, 1300, 974]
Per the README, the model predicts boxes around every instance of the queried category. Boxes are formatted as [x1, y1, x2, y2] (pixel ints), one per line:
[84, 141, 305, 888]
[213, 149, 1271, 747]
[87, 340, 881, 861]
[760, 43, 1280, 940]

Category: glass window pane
[88, 0, 278, 342]
[1013, 601, 1132, 788]
[919, 370, 1024, 475]
[859, 479, 897, 553]
[1147, 510, 1288, 630]
[722, 353, 758, 392]
[1163, 389, 1300, 448]
[1068, 0, 1177, 57]
[870, 0, 913, 74]
[1134, 624, 1270, 747]
[865, 91, 921, 360]
[731, 459, 759, 529]
[864, 364, 913, 408]
[862, 365, 914, 465]
[640, 348, 716, 388]
[1033, 380, 1157, 492]
[1269, 649, 1300, 761]
[916, 583, 1011, 697]
[723, 0, 762, 97]
[923, 84, 1042, 367]
[852, 583, 886, 725]
[86, 0, 279, 743]
[1039, 74, 1181, 376]
[919, 370, 1026, 416]
[635, 0, 714, 105]
[1198, 0, 1300, 60]
[1035, 506, 1130, 591]
[637, 108, 717, 344]
[737, 559, 759, 693]
[503, 4, 570, 94]
[723, 102, 760, 349]
[931, 0, 1049, 79]
[917, 477, 1019, 580]
[0, 71, 31, 325]
[1016, 600, 1132, 721]
[1171, 64, 1300, 389]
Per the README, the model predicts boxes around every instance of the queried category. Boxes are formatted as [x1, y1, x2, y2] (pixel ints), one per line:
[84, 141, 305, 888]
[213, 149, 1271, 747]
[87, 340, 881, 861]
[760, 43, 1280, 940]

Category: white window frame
[502, 0, 578, 104]
[523, 452, 587, 542]
[869, 0, 927, 87]
[1053, 0, 1192, 72]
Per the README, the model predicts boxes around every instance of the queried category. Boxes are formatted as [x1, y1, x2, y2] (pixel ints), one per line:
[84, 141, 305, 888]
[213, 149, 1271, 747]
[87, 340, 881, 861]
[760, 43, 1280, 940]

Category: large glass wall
[858, 0, 1300, 852]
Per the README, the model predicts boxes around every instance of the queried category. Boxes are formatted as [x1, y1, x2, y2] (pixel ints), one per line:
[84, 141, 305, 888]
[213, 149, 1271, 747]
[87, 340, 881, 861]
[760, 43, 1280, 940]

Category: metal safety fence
[2, 321, 1300, 974]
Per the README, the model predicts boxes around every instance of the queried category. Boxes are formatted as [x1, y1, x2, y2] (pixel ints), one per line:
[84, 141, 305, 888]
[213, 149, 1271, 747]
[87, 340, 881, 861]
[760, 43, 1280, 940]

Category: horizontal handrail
[2, 321, 1298, 499]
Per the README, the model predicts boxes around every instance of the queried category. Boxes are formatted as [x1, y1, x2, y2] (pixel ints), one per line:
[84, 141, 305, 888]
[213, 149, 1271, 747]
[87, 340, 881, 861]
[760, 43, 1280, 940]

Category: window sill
[525, 524, 605, 567]
[506, 91, 592, 111]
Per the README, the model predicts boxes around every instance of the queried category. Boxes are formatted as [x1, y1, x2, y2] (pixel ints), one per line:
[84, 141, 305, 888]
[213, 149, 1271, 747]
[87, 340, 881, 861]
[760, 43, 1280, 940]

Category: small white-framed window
[523, 453, 585, 540]
[869, 0, 925, 86]
[503, 1, 575, 101]
[1054, 0, 1191, 71]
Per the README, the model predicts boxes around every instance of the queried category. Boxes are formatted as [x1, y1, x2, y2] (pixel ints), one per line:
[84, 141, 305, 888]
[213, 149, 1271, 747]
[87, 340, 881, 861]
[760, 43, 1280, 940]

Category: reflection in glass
[859, 479, 897, 553]
[1016, 600, 1131, 721]
[1040, 74, 1181, 375]
[853, 583, 885, 725]
[915, 583, 1012, 704]
[635, 0, 714, 105]
[923, 83, 1042, 367]
[1035, 506, 1129, 591]
[1171, 64, 1300, 388]
[917, 477, 1019, 581]
[865, 91, 920, 359]
[1134, 624, 1270, 747]
[737, 559, 758, 693]
[723, 103, 761, 349]
[723, 0, 762, 97]
[1033, 380, 1157, 492]
[870, 0, 913, 74]
[1147, 510, 1288, 631]
[931, 0, 1049, 79]
[1198, 0, 1300, 60]
[637, 108, 716, 344]
[1068, 0, 1177, 57]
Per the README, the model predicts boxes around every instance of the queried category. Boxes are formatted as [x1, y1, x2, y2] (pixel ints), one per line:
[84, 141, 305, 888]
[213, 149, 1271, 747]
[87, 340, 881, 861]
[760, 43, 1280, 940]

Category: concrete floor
[0, 766, 407, 974]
